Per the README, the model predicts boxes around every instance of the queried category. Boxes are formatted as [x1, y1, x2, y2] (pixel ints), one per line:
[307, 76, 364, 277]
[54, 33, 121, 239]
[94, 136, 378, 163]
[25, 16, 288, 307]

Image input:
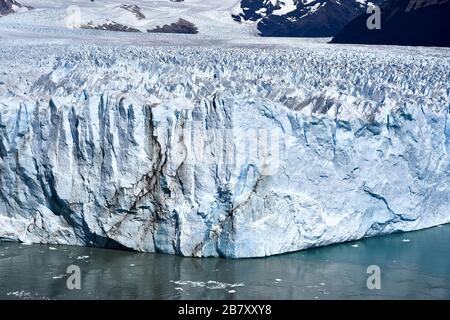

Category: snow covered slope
[1, 0, 381, 37]
[4, 0, 253, 36]
[0, 40, 449, 257]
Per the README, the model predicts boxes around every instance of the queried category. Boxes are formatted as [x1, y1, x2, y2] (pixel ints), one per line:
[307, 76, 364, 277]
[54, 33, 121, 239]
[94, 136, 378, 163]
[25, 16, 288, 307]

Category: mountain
[0, 0, 31, 16]
[332, 0, 450, 47]
[2, 1, 383, 38]
[233, 0, 384, 37]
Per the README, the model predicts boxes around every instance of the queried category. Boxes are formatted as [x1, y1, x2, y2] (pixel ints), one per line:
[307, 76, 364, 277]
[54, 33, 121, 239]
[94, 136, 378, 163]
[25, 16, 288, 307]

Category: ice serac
[0, 45, 449, 258]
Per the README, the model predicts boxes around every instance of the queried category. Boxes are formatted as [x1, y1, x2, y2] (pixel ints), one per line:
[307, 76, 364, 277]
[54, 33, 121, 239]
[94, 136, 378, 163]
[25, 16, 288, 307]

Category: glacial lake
[1, 224, 450, 300]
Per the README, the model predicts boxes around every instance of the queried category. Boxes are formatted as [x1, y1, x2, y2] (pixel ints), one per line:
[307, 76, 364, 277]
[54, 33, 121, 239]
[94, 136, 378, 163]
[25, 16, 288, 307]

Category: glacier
[0, 42, 449, 258]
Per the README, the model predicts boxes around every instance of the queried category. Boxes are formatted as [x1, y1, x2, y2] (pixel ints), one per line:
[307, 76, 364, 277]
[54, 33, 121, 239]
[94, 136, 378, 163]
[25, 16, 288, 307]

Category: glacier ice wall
[0, 45, 449, 258]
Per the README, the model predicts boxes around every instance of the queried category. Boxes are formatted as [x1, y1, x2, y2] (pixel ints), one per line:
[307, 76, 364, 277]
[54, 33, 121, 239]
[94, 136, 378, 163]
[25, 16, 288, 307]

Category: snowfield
[2, 0, 254, 36]
[0, 1, 449, 258]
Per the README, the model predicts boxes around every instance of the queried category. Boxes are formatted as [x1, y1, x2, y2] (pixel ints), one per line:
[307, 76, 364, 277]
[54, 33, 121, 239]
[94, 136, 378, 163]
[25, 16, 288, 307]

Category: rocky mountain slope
[233, 0, 384, 37]
[332, 0, 450, 47]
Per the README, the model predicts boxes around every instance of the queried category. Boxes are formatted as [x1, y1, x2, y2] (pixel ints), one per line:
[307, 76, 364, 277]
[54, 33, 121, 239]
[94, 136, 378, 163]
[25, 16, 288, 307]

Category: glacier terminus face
[0, 41, 449, 258]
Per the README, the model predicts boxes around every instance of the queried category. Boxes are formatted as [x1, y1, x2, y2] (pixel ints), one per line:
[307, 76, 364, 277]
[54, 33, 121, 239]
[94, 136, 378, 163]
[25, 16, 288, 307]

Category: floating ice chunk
[170, 280, 244, 289]
[6, 291, 31, 298]
[230, 283, 245, 288]
[207, 281, 227, 290]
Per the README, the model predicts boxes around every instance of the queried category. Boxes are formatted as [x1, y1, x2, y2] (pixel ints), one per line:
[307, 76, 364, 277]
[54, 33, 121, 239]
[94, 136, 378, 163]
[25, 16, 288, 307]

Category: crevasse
[0, 45, 449, 257]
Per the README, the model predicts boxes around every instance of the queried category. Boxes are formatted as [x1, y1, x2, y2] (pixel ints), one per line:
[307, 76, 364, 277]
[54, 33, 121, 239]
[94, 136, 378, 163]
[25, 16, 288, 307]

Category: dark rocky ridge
[234, 0, 384, 37]
[120, 4, 146, 20]
[82, 21, 140, 33]
[332, 0, 450, 47]
[148, 18, 198, 34]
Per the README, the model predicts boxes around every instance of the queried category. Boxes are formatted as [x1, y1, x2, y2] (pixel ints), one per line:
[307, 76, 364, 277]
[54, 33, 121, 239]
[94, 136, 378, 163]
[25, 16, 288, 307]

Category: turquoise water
[1, 224, 449, 300]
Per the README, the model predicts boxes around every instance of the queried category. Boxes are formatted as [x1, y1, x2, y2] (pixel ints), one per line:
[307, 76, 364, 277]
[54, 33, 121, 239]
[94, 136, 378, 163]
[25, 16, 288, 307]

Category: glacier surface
[0, 42, 449, 258]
